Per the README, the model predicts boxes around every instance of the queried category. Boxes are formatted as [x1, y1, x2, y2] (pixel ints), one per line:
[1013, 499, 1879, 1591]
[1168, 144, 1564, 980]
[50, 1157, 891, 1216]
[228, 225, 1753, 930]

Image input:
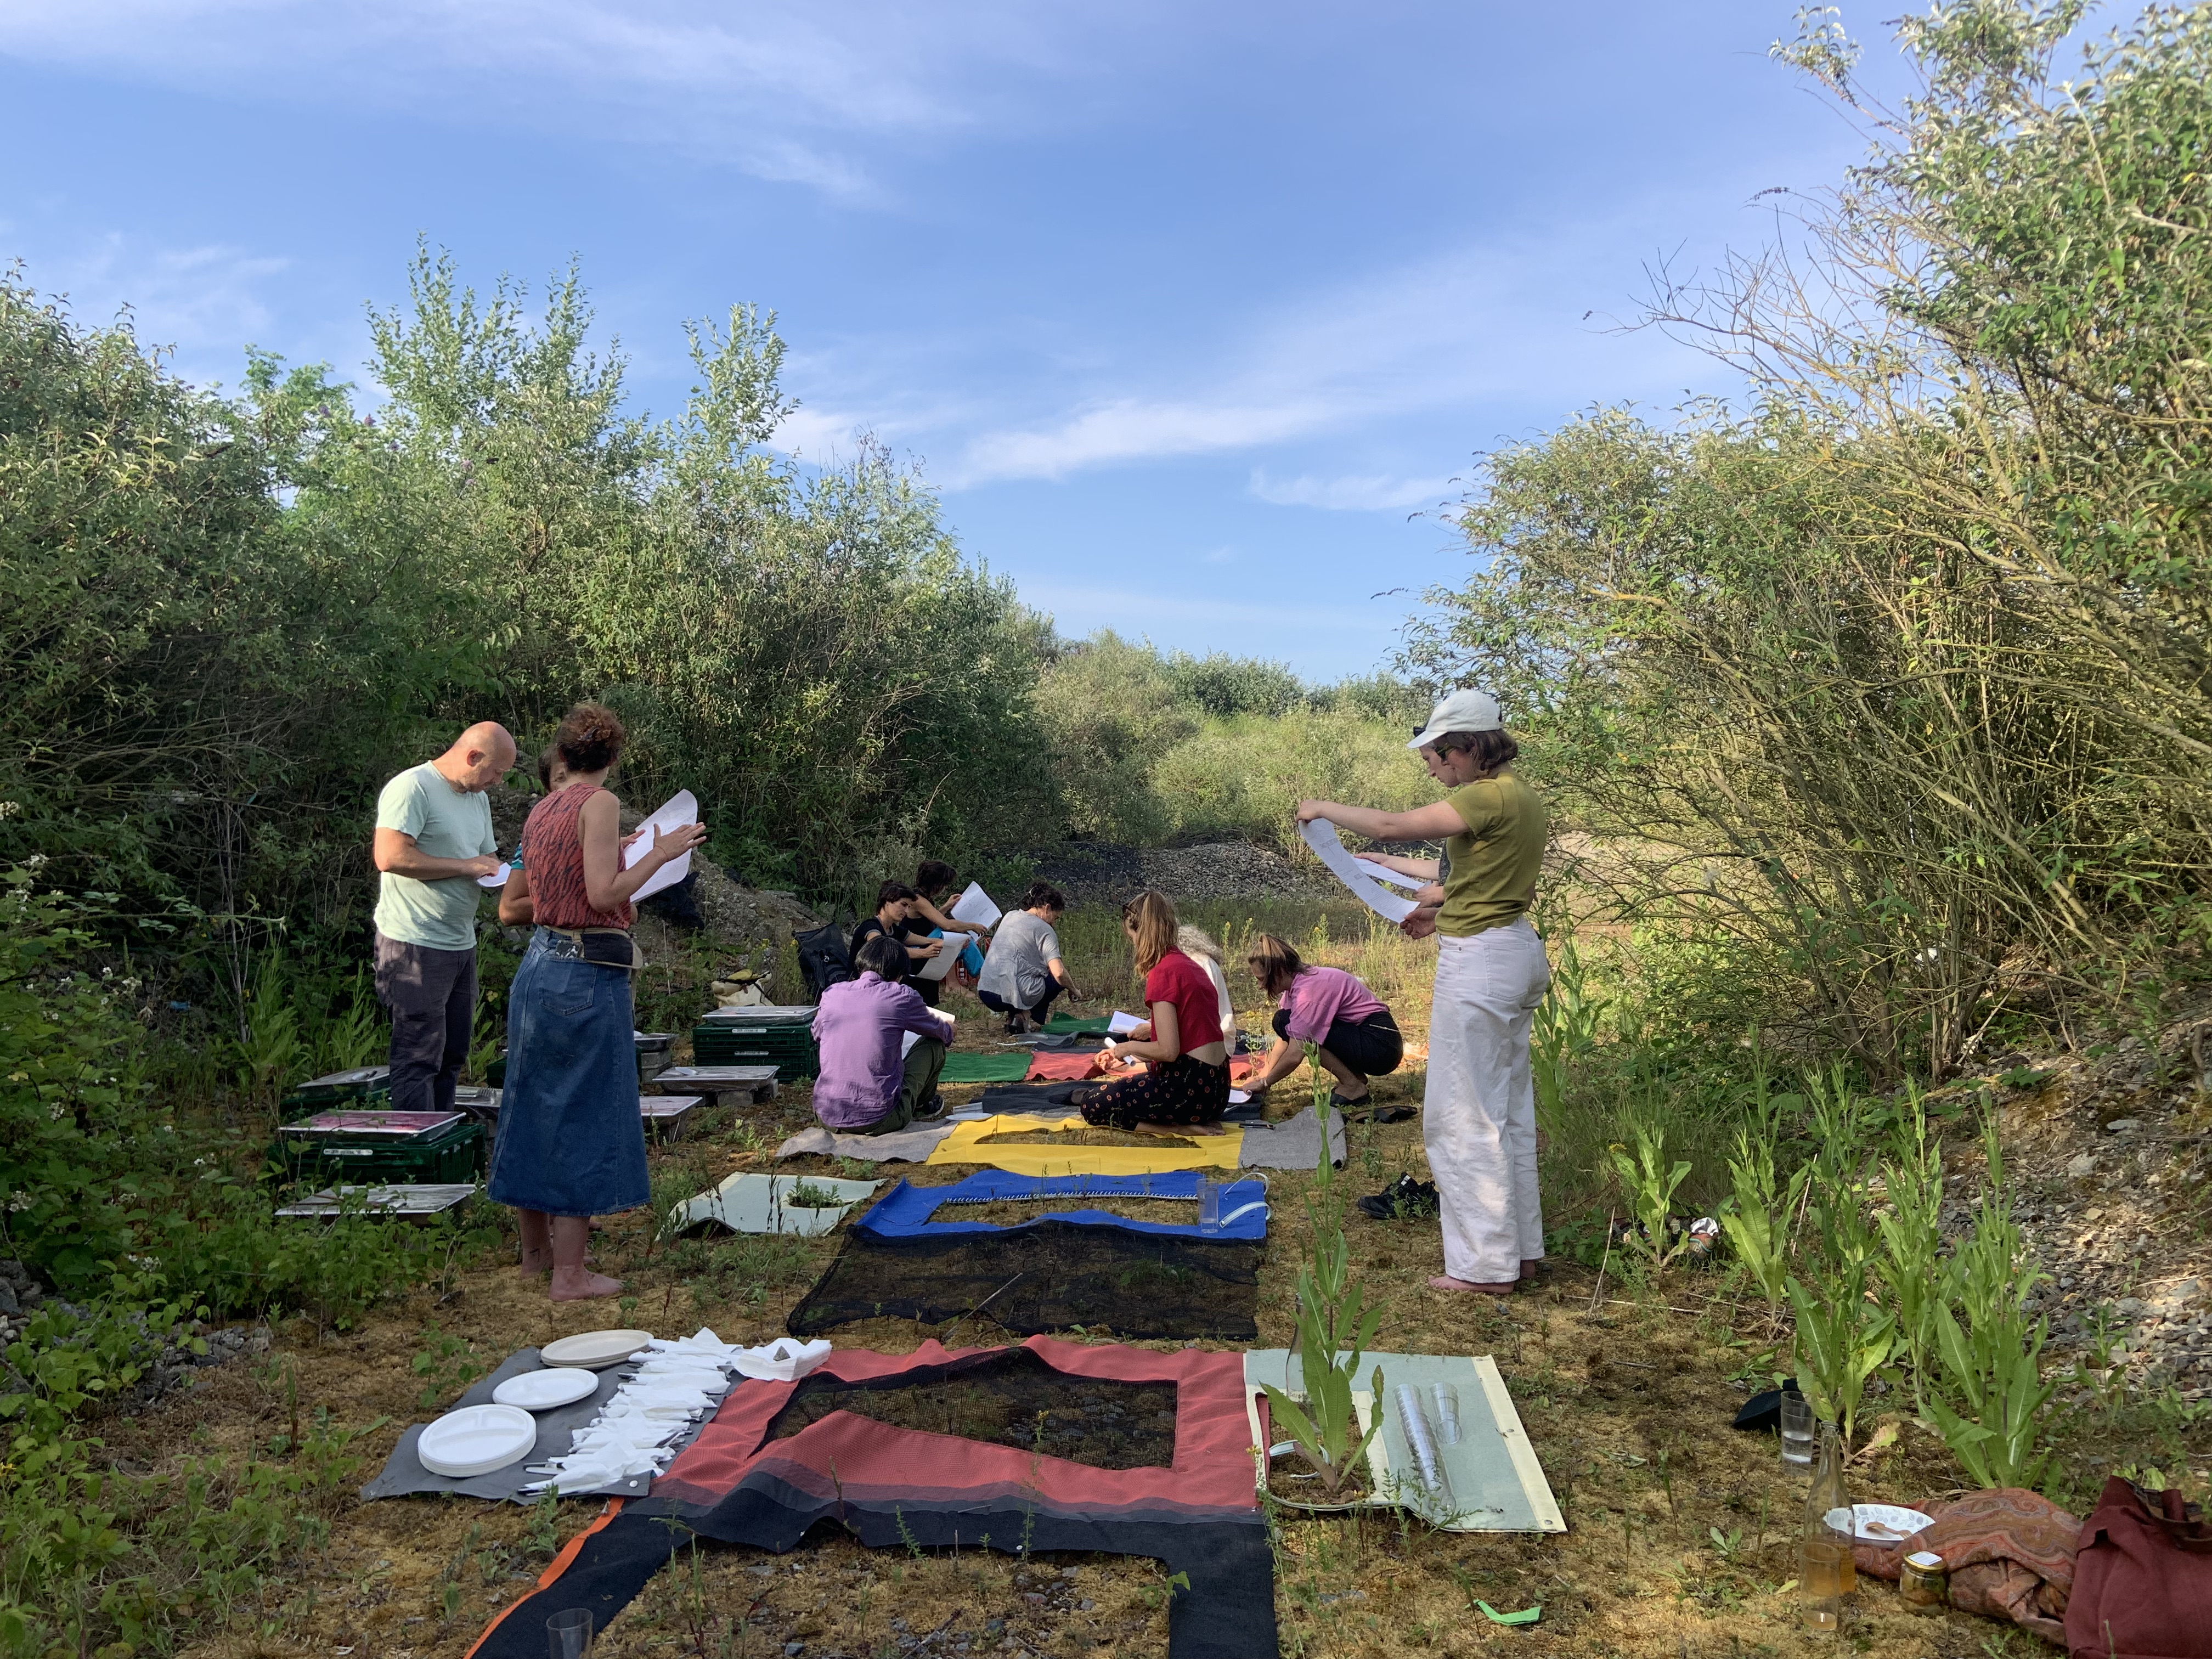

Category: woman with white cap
[1295, 688, 1550, 1295]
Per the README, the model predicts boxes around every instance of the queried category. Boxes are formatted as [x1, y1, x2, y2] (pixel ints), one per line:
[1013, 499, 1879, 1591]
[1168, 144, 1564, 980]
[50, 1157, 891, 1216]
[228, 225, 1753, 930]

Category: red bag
[2067, 1478, 2212, 1659]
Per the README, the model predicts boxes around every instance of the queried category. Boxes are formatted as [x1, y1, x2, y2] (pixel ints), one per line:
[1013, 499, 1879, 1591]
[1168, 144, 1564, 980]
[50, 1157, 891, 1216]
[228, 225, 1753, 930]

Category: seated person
[1242, 933, 1402, 1109]
[910, 859, 989, 986]
[851, 881, 947, 1005]
[810, 934, 951, 1136]
[975, 882, 1080, 1033]
[1078, 891, 1231, 1137]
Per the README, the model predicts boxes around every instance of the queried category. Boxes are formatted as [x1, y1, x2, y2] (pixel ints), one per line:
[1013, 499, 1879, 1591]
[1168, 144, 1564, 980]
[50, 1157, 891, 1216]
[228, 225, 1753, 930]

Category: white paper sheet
[950, 882, 1001, 930]
[476, 864, 512, 889]
[624, 790, 699, 902]
[1108, 1009, 1146, 1036]
[902, 1009, 957, 1056]
[1355, 857, 1427, 890]
[917, 931, 974, 982]
[1301, 819, 1421, 923]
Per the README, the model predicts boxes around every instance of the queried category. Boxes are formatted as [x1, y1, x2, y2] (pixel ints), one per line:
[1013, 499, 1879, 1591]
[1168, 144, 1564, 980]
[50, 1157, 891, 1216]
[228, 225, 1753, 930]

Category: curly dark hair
[876, 881, 918, 912]
[1021, 881, 1066, 913]
[915, 860, 957, 898]
[553, 703, 626, 774]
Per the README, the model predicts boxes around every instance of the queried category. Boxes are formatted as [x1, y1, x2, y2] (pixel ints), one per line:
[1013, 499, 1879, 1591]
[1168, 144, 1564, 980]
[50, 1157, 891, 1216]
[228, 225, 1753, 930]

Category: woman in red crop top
[1077, 890, 1232, 1135]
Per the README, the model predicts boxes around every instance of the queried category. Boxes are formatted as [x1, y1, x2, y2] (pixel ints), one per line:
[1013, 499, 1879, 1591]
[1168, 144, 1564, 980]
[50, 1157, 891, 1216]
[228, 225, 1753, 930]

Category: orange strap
[464, 1498, 626, 1658]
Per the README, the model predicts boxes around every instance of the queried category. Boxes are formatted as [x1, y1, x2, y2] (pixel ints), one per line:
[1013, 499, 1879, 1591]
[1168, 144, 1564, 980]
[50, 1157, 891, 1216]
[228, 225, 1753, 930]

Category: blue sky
[2, 1, 1934, 679]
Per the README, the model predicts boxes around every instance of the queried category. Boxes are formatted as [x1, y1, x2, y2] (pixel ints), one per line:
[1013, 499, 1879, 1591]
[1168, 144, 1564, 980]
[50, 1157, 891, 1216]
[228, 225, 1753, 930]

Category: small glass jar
[1898, 1550, 1948, 1613]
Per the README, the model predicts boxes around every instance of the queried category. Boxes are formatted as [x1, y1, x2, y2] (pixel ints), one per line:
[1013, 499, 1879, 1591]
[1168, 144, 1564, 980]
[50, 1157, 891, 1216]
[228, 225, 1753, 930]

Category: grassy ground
[119, 902, 2171, 1659]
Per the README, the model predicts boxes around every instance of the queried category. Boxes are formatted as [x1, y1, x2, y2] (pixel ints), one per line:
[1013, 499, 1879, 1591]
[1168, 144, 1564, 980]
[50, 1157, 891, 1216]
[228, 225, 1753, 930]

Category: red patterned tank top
[519, 786, 635, 930]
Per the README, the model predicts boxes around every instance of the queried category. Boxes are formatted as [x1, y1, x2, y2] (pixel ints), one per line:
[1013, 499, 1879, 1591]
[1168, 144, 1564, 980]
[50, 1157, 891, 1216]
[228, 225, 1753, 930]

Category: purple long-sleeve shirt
[1278, 966, 1388, 1046]
[810, 972, 949, 1128]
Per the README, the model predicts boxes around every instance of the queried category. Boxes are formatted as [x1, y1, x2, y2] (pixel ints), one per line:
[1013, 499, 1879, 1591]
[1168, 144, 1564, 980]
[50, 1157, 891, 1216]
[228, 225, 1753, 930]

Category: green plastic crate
[274, 1114, 486, 1186]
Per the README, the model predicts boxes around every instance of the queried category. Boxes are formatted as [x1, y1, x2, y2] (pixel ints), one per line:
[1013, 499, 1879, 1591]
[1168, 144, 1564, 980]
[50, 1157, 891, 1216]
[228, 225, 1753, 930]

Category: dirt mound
[1019, 839, 1338, 906]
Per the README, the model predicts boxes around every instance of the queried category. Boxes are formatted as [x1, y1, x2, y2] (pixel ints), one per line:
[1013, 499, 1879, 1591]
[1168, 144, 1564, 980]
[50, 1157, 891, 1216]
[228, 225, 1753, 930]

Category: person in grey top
[974, 882, 1081, 1034]
[370, 721, 516, 1112]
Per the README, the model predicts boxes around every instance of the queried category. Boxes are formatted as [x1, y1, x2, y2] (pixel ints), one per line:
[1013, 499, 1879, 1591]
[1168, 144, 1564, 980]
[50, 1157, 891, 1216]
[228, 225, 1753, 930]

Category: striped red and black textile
[467, 1337, 1274, 1659]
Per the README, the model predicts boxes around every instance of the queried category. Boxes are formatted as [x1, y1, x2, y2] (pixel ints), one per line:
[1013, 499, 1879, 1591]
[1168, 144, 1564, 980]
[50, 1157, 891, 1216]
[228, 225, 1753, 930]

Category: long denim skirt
[487, 928, 648, 1218]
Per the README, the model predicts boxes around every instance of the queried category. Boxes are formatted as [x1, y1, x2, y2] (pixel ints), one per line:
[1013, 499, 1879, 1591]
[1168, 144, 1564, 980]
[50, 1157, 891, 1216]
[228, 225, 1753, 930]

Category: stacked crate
[691, 1004, 820, 1079]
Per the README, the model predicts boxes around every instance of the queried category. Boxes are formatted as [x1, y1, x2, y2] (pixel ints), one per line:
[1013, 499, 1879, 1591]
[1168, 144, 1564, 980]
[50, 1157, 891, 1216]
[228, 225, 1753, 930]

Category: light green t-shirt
[1437, 771, 1548, 938]
[373, 763, 496, 951]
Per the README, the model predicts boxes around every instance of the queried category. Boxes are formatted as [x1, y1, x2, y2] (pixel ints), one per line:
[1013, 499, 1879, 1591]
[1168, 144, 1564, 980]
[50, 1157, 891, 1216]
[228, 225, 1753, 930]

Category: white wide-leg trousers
[1423, 919, 1552, 1284]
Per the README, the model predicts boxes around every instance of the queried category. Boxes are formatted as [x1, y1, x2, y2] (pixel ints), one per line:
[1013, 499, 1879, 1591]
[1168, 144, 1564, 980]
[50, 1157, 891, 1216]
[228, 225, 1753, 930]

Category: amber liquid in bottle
[1798, 1421, 1855, 1632]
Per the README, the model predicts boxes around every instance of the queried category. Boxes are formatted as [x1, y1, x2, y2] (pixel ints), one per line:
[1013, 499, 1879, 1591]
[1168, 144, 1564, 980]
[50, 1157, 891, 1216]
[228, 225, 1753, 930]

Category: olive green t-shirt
[1437, 772, 1548, 937]
[373, 763, 496, 951]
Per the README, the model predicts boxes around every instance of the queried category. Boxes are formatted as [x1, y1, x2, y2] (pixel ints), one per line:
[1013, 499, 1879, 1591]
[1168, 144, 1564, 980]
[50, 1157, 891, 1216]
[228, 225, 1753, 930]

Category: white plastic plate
[492, 1367, 600, 1410]
[418, 1404, 538, 1477]
[1828, 1503, 1936, 1542]
[540, 1329, 653, 1370]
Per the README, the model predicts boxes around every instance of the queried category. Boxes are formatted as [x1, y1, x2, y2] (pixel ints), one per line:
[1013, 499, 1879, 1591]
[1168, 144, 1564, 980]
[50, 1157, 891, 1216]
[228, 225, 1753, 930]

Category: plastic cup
[549, 1609, 593, 1658]
[1780, 1392, 1815, 1466]
[1197, 1177, 1226, 1231]
[1429, 1382, 1463, 1444]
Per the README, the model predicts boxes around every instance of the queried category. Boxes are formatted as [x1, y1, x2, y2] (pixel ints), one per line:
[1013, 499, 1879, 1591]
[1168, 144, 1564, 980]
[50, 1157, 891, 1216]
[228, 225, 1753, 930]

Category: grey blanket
[360, 1347, 712, 1503]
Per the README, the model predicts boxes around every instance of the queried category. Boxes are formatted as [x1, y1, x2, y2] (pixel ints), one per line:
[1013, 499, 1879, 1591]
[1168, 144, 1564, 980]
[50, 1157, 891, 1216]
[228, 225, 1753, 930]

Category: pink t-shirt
[1278, 967, 1387, 1045]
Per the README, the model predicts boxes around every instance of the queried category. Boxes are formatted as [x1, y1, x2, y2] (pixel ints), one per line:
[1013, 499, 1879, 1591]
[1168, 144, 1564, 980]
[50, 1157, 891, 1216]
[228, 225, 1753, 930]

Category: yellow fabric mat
[923, 1113, 1244, 1175]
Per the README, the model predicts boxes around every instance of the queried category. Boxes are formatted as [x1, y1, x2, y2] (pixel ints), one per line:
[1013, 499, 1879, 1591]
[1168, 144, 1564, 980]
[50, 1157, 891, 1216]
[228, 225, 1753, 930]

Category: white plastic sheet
[624, 790, 700, 902]
[1300, 819, 1420, 923]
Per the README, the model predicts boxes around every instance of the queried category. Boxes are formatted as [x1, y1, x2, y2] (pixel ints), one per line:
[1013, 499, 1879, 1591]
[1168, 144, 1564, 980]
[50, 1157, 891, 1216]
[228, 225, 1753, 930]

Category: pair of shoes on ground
[1329, 1091, 1415, 1124]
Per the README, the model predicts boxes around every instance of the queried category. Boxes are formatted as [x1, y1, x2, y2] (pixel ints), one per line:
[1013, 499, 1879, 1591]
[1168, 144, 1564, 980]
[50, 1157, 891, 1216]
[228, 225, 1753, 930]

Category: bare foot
[1130, 1121, 1194, 1138]
[1429, 1274, 1517, 1296]
[1519, 1259, 1544, 1280]
[550, 1268, 624, 1302]
[519, 1250, 550, 1279]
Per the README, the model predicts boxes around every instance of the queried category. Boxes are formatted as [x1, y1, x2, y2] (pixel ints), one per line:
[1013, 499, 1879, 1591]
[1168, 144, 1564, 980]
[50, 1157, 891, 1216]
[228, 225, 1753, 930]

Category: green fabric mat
[938, 1052, 1034, 1083]
[1041, 1014, 1114, 1035]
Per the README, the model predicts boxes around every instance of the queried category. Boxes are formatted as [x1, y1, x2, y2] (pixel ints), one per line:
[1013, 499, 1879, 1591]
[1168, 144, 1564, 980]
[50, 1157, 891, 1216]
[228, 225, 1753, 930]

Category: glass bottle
[1797, 1421, 1856, 1633]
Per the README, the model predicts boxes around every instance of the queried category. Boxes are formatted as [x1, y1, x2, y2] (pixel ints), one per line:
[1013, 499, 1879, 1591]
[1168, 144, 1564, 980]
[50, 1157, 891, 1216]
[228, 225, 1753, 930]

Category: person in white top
[1176, 924, 1238, 1052]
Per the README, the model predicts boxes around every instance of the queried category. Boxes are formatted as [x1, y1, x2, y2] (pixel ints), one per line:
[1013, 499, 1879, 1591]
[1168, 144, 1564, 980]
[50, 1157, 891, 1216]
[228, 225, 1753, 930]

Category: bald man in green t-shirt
[371, 721, 516, 1113]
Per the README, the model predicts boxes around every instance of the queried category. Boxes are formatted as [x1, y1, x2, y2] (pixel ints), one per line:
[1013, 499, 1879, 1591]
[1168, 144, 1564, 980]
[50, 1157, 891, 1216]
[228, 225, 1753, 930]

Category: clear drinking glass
[1780, 1391, 1815, 1466]
[1429, 1382, 1463, 1444]
[1197, 1177, 1226, 1231]
[549, 1609, 594, 1658]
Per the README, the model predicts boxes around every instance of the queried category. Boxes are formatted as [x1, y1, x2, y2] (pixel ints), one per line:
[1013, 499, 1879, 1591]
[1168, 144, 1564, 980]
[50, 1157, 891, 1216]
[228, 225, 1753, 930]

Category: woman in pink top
[1242, 934, 1401, 1110]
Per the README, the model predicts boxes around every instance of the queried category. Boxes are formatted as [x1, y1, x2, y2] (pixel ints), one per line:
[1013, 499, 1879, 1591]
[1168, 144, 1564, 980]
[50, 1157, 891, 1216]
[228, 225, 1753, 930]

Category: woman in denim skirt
[493, 704, 706, 1301]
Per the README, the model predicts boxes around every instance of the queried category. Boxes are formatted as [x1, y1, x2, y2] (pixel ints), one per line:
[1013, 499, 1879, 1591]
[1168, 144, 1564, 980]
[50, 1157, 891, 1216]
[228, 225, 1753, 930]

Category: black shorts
[1272, 1007, 1402, 1079]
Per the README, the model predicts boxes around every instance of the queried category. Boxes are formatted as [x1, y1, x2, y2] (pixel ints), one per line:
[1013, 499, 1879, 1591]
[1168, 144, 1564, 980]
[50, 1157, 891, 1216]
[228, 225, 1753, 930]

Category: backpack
[795, 922, 854, 1001]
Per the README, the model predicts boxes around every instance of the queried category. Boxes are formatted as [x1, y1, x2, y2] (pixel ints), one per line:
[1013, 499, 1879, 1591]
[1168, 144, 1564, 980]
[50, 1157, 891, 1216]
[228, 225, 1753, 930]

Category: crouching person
[810, 934, 951, 1136]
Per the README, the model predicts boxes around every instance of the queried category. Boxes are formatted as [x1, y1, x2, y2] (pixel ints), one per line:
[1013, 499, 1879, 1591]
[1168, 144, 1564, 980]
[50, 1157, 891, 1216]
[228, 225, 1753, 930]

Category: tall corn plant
[1872, 1085, 1946, 1414]
[1788, 1070, 1894, 1445]
[1261, 1091, 1385, 1498]
[1923, 1112, 2055, 1488]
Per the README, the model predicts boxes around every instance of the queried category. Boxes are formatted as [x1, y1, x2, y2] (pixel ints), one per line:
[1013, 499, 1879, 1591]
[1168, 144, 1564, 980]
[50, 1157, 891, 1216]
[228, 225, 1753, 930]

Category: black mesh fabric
[786, 1220, 1263, 1340]
[768, 1346, 1178, 1469]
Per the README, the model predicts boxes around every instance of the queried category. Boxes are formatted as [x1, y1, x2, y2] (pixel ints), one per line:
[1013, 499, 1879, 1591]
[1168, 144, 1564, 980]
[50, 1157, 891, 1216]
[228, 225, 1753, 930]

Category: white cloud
[959, 396, 1329, 482]
[0, 0, 1151, 194]
[1248, 468, 1453, 513]
[936, 226, 1716, 487]
[34, 236, 293, 382]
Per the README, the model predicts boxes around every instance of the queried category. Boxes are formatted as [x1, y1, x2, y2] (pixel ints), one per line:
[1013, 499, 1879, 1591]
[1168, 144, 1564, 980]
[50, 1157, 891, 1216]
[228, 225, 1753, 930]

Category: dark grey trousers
[373, 932, 478, 1114]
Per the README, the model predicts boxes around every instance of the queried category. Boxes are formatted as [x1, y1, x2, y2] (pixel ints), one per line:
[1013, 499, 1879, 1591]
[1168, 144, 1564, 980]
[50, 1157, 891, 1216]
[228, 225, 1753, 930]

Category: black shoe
[1357, 1176, 1440, 1221]
[912, 1092, 949, 1123]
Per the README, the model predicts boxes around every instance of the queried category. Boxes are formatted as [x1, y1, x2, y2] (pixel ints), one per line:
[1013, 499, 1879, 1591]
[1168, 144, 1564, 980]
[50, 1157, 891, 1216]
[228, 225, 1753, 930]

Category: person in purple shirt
[1240, 933, 1402, 1110]
[810, 934, 951, 1134]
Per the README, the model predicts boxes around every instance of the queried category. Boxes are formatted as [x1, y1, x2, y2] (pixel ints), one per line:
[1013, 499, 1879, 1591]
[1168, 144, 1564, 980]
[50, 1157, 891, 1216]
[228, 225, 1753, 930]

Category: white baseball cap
[1408, 689, 1503, 751]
